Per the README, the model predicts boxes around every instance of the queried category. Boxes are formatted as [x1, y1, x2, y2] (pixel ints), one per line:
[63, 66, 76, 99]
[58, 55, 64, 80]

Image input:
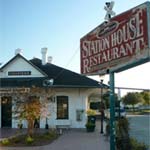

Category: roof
[0, 54, 47, 77]
[0, 55, 108, 88]
[30, 58, 106, 88]
[0, 77, 44, 88]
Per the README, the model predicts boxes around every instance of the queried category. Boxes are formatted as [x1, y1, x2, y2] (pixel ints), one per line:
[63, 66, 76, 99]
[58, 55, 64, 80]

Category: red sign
[80, 2, 150, 75]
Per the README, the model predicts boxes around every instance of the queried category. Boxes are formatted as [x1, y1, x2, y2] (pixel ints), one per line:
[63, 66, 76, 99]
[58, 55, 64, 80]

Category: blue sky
[1, 0, 150, 95]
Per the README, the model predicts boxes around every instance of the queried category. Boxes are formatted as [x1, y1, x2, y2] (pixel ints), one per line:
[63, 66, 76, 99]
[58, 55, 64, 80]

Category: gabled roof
[0, 54, 108, 88]
[30, 58, 106, 88]
[0, 54, 47, 77]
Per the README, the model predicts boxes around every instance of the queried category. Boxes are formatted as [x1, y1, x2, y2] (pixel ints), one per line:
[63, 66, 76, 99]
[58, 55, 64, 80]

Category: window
[8, 71, 31, 76]
[57, 96, 69, 119]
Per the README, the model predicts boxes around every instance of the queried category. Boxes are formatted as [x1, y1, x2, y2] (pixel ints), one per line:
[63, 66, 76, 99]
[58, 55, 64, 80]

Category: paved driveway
[0, 121, 110, 150]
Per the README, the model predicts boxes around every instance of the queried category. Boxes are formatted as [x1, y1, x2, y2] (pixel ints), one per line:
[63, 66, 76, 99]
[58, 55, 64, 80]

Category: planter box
[86, 126, 95, 132]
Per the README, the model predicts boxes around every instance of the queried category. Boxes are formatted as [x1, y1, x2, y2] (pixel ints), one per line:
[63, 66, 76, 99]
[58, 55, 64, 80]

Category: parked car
[105, 107, 126, 119]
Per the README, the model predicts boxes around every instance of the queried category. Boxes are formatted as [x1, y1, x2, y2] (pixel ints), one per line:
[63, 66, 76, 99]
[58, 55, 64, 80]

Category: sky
[0, 0, 150, 96]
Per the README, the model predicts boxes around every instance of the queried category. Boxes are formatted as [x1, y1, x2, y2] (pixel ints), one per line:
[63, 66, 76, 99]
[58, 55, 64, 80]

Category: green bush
[11, 137, 20, 144]
[1, 139, 10, 145]
[25, 136, 34, 144]
[116, 118, 131, 150]
[86, 109, 96, 116]
[47, 130, 58, 138]
[36, 130, 58, 140]
[42, 132, 54, 140]
[0, 130, 59, 147]
[130, 138, 148, 150]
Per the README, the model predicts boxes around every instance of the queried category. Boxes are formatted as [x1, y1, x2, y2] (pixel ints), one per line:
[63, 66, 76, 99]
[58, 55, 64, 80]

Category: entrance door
[1, 97, 12, 127]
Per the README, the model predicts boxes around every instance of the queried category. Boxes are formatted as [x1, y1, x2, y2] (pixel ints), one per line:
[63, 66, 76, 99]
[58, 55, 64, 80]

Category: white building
[0, 48, 108, 129]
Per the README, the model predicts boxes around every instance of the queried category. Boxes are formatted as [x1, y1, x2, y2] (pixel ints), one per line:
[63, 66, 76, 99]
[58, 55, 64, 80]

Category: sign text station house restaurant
[80, 2, 150, 75]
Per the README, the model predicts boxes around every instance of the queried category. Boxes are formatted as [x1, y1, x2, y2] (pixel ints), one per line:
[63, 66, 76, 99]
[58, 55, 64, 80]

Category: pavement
[0, 121, 110, 150]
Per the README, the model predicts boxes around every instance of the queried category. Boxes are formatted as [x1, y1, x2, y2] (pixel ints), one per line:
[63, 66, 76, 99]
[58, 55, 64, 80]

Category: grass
[0, 129, 59, 147]
[127, 109, 150, 115]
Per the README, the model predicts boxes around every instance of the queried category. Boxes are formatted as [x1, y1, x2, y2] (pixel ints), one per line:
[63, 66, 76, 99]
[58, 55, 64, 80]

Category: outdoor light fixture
[43, 79, 54, 87]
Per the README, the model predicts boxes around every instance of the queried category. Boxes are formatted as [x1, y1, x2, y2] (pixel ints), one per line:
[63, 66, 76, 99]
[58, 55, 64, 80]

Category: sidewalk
[0, 121, 110, 150]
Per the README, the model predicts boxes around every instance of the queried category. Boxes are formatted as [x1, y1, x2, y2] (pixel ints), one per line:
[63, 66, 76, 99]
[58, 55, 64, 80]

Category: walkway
[0, 121, 110, 150]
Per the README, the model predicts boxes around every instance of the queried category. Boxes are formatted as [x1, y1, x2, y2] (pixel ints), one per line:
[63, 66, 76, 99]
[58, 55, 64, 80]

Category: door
[1, 96, 12, 127]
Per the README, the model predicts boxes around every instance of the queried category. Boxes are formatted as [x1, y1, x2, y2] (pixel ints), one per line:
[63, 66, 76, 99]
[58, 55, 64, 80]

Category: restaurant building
[0, 48, 107, 129]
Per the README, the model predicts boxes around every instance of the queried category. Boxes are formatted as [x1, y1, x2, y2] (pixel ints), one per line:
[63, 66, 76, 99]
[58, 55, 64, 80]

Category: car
[105, 107, 126, 119]
[115, 107, 126, 118]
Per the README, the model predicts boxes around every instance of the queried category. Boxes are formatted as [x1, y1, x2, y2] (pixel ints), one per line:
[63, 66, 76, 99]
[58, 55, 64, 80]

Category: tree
[102, 92, 110, 108]
[140, 91, 150, 105]
[13, 87, 51, 137]
[122, 92, 143, 111]
[23, 96, 41, 136]
[102, 91, 119, 108]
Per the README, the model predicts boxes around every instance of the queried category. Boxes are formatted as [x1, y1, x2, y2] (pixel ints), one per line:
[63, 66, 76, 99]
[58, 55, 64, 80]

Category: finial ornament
[104, 1, 116, 21]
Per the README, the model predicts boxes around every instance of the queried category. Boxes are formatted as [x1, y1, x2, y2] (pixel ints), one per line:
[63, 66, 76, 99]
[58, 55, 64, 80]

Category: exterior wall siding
[40, 88, 89, 128]
[0, 57, 45, 78]
[0, 99, 1, 128]
[2, 88, 92, 129]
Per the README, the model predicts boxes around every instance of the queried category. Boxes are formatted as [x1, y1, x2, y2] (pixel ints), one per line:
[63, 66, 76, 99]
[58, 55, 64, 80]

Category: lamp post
[45, 117, 49, 129]
[100, 79, 104, 134]
[118, 88, 121, 118]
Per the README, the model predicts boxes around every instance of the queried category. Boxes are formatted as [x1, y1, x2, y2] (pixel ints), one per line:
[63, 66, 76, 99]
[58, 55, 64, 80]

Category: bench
[55, 120, 71, 130]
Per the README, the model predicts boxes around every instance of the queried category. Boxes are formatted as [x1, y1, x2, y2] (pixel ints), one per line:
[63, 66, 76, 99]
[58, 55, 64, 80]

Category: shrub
[86, 109, 96, 116]
[1, 139, 10, 145]
[47, 130, 58, 138]
[11, 137, 20, 144]
[25, 136, 34, 144]
[42, 132, 56, 140]
[35, 130, 58, 141]
[130, 138, 148, 150]
[116, 118, 131, 150]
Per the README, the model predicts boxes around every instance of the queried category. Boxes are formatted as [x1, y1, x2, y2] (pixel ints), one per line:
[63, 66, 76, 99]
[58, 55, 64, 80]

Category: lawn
[126, 109, 150, 115]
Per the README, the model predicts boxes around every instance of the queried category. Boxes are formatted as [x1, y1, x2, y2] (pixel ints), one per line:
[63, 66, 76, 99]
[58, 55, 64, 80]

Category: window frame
[56, 96, 69, 120]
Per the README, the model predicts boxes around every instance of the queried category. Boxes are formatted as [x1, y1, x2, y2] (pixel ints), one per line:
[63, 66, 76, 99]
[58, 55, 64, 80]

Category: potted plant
[85, 109, 96, 132]
[85, 121, 95, 132]
[86, 109, 96, 116]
